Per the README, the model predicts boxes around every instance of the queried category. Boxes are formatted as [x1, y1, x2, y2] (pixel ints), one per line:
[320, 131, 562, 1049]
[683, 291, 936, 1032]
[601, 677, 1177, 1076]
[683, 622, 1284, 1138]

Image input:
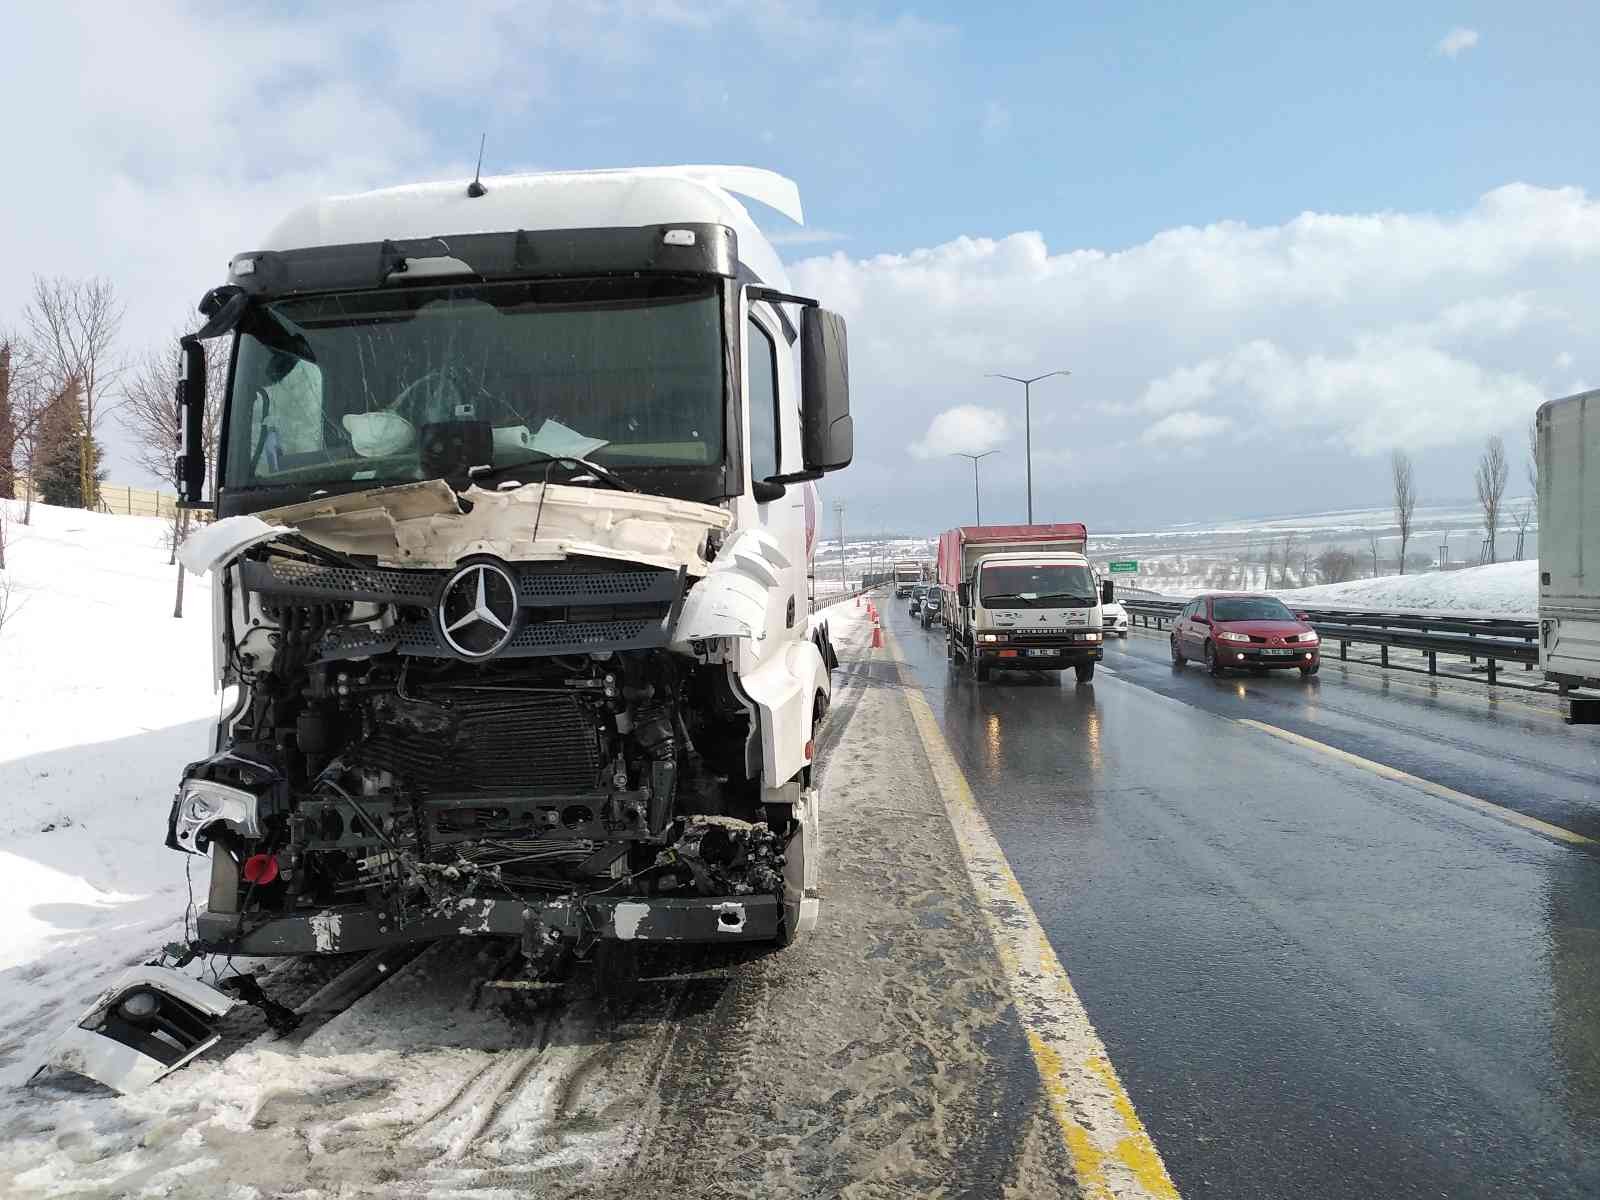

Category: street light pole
[833, 500, 847, 594]
[987, 370, 1070, 524]
[951, 450, 997, 524]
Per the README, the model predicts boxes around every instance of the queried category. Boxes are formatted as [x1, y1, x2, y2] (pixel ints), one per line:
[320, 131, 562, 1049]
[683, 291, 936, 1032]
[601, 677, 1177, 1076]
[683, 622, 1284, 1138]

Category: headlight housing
[1297, 631, 1320, 645]
[1217, 630, 1251, 643]
[171, 779, 261, 851]
[979, 633, 1008, 643]
[1083, 632, 1102, 642]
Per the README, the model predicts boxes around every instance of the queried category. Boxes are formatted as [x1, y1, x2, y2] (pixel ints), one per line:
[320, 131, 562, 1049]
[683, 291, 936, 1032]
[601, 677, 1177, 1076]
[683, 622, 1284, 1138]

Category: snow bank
[1274, 560, 1537, 617]
[0, 501, 218, 1084]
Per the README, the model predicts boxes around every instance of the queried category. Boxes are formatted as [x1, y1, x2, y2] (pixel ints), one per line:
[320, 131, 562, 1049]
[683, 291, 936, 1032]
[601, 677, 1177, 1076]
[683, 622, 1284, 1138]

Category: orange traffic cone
[872, 623, 883, 648]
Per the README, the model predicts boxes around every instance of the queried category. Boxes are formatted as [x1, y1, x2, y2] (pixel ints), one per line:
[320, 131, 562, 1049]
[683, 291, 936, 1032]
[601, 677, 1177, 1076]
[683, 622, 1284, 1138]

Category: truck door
[741, 300, 805, 651]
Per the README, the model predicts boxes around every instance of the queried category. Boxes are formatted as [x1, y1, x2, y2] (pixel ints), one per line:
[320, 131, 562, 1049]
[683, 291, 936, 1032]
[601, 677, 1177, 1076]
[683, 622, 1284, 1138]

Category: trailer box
[1538, 389, 1600, 722]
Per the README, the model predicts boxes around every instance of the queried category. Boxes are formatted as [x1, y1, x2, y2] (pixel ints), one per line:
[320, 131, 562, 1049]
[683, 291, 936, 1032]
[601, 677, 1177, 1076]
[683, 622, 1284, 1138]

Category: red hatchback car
[1171, 593, 1321, 677]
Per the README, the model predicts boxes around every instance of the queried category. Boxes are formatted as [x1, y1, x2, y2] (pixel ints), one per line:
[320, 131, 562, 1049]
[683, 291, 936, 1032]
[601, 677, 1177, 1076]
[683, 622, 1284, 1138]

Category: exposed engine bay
[166, 496, 828, 964]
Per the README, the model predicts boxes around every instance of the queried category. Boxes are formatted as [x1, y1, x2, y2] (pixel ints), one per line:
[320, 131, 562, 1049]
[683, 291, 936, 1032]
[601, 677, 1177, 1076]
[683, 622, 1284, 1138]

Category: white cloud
[1437, 27, 1480, 58]
[909, 406, 1011, 459]
[1142, 412, 1232, 444]
[792, 182, 1600, 523]
[1137, 338, 1544, 454]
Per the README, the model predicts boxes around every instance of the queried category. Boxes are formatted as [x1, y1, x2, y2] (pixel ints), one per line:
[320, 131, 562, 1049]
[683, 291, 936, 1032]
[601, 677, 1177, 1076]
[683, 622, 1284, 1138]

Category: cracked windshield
[3, 6, 1598, 1200]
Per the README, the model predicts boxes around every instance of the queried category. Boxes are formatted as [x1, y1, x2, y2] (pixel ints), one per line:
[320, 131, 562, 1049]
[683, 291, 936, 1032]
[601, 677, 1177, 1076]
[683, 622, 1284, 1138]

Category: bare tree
[1366, 530, 1380, 577]
[1278, 533, 1297, 587]
[1, 336, 58, 527]
[120, 334, 226, 618]
[25, 277, 125, 510]
[1526, 418, 1539, 500]
[1474, 435, 1509, 563]
[1391, 449, 1416, 575]
[0, 333, 46, 517]
[0, 340, 13, 509]
[1314, 546, 1359, 584]
[1511, 500, 1534, 560]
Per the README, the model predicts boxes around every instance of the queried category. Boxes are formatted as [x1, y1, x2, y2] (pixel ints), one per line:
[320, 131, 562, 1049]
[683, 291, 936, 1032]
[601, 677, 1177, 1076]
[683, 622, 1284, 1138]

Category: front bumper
[195, 892, 780, 956]
[1219, 645, 1319, 668]
[978, 638, 1104, 666]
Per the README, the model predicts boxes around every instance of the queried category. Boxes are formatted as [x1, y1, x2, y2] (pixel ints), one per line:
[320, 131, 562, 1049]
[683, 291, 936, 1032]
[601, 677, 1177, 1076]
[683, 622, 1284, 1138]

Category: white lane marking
[1237, 719, 1596, 847]
[882, 628, 1182, 1200]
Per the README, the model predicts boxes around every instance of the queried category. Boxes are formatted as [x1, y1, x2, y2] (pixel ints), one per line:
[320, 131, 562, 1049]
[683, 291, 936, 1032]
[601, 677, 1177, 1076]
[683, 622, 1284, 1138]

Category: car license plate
[1026, 649, 1056, 658]
[1262, 648, 1295, 657]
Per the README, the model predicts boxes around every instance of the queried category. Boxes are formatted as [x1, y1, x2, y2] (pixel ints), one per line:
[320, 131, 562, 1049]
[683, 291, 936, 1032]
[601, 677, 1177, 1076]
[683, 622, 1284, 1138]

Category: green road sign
[1108, 560, 1138, 573]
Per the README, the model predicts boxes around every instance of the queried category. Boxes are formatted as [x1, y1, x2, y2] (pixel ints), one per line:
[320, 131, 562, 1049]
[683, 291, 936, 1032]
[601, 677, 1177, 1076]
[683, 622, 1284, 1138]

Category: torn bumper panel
[196, 893, 781, 956]
[34, 966, 237, 1094]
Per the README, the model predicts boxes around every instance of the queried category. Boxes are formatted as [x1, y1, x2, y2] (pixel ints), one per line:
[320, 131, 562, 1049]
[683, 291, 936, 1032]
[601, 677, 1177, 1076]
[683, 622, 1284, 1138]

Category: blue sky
[5, 1, 1599, 532]
[421, 2, 1600, 257]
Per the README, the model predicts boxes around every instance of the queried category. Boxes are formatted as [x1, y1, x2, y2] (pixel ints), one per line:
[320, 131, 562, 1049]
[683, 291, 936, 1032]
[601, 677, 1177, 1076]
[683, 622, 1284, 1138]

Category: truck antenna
[467, 134, 487, 198]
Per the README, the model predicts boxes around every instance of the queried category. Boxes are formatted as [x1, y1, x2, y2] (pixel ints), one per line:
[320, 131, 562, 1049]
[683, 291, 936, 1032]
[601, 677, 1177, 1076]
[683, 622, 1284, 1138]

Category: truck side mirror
[175, 337, 207, 505]
[798, 307, 852, 474]
[957, 582, 970, 608]
[1101, 579, 1114, 604]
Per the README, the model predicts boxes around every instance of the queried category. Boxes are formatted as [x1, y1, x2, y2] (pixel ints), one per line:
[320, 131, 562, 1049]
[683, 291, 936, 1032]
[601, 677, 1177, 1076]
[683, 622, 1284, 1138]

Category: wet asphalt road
[886, 602, 1600, 1199]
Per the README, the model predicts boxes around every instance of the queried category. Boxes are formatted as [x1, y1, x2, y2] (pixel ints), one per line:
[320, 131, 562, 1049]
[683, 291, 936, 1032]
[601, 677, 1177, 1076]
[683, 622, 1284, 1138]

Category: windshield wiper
[467, 451, 637, 493]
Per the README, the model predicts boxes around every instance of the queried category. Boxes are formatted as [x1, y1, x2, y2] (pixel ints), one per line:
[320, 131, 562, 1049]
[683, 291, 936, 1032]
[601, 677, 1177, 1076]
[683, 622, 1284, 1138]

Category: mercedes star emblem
[437, 560, 519, 658]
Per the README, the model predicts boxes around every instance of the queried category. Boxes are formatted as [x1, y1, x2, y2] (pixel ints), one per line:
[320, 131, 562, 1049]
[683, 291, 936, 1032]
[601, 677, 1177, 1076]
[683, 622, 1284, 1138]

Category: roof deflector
[663, 166, 804, 226]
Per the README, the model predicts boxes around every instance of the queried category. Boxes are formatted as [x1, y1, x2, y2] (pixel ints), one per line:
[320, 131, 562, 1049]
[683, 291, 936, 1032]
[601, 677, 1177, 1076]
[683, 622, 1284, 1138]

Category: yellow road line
[1236, 719, 1596, 847]
[881, 629, 1182, 1200]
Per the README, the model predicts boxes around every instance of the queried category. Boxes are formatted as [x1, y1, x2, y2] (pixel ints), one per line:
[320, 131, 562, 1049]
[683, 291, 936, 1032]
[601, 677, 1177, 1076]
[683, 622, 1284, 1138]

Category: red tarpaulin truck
[938, 523, 1110, 683]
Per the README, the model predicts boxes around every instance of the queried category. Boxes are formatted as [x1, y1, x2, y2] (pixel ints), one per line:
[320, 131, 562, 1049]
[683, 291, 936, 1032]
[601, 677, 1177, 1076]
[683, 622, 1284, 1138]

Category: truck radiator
[360, 694, 602, 795]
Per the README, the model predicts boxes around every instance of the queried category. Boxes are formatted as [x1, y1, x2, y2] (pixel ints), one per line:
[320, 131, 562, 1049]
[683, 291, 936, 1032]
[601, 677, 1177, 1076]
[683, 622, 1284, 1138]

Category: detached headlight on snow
[172, 779, 261, 851]
[1217, 631, 1251, 643]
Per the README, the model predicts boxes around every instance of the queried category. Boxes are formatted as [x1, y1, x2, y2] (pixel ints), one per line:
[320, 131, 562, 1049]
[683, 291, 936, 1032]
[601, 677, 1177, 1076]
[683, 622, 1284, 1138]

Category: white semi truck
[894, 559, 922, 596]
[1537, 389, 1600, 724]
[938, 523, 1108, 683]
[39, 166, 855, 1091]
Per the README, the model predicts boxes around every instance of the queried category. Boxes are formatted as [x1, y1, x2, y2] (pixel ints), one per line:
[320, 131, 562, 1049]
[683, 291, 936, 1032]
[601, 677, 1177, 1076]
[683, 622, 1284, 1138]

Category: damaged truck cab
[168, 167, 852, 962]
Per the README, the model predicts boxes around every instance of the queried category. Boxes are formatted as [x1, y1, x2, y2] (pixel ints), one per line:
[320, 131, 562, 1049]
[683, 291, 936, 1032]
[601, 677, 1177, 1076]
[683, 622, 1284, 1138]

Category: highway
[886, 599, 1600, 1198]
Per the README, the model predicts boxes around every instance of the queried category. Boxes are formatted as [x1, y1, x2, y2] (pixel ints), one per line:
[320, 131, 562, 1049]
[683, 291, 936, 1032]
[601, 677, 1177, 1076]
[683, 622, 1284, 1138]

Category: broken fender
[674, 527, 792, 643]
[180, 515, 294, 575]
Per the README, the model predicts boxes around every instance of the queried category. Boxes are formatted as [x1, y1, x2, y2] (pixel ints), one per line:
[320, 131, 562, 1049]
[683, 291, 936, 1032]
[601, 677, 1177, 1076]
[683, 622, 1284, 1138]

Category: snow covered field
[1274, 560, 1537, 617]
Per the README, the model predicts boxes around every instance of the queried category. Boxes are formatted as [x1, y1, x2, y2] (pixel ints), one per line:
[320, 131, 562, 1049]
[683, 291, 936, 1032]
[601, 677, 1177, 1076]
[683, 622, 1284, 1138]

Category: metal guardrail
[809, 582, 887, 615]
[1123, 599, 1540, 686]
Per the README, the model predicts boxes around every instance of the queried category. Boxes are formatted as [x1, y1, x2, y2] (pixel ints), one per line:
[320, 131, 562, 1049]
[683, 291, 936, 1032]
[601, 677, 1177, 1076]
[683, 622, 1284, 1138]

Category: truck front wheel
[1074, 662, 1095, 684]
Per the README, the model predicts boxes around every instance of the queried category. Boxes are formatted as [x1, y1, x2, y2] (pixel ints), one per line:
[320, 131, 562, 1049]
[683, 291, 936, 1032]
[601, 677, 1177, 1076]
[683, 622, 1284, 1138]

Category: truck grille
[243, 556, 683, 662]
[359, 694, 601, 796]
